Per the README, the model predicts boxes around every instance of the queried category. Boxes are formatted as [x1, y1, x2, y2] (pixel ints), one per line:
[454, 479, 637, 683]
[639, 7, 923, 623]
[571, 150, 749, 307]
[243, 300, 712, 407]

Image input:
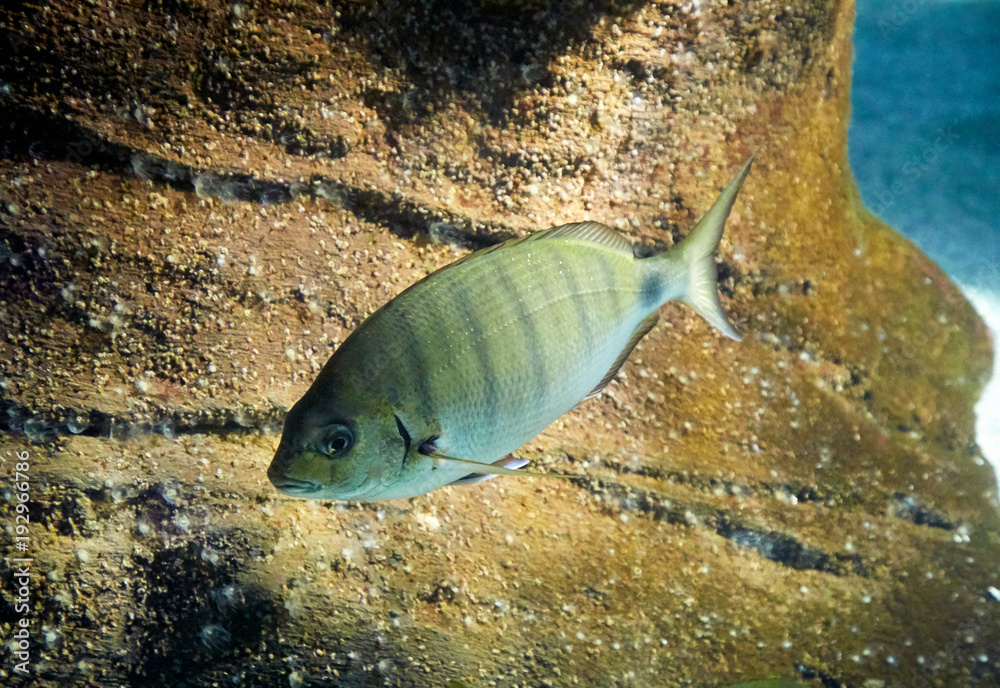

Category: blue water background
[849, 0, 1000, 477]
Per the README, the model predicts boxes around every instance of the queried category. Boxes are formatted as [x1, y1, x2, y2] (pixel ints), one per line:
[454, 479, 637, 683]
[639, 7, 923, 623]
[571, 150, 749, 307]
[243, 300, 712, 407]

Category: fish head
[267, 385, 404, 500]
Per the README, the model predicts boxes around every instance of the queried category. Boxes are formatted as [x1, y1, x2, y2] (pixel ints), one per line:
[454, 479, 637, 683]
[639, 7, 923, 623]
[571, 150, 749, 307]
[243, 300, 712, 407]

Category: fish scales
[389, 240, 649, 462]
[268, 156, 753, 500]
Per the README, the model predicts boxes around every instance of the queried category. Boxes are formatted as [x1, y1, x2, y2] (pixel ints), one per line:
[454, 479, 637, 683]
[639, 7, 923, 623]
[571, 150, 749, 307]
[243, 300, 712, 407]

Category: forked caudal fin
[672, 155, 754, 341]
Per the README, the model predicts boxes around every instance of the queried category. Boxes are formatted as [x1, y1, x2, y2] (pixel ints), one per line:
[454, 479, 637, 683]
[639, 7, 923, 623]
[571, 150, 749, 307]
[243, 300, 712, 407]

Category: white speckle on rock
[160, 485, 180, 506]
[415, 513, 440, 531]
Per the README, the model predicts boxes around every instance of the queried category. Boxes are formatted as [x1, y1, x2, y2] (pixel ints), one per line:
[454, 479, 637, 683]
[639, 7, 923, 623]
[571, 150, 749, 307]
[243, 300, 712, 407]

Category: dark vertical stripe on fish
[451, 278, 499, 431]
[553, 247, 593, 350]
[530, 251, 558, 400]
[597, 252, 622, 322]
[392, 306, 433, 417]
[639, 271, 662, 310]
[496, 262, 546, 405]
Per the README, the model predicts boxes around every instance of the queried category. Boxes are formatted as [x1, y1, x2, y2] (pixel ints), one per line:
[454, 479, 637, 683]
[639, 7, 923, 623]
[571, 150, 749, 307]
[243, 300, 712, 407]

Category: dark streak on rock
[0, 102, 516, 251]
[577, 475, 867, 578]
[888, 492, 955, 530]
[599, 454, 957, 534]
[0, 397, 286, 442]
[716, 519, 867, 577]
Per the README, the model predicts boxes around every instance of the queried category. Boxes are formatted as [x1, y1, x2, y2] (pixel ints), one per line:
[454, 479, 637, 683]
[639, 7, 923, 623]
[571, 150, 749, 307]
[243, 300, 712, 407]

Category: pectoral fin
[426, 451, 569, 480]
[447, 457, 530, 486]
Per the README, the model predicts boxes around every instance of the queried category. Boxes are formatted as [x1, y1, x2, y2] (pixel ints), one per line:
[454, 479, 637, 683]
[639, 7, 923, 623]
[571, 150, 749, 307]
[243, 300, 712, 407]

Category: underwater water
[850, 0, 1000, 480]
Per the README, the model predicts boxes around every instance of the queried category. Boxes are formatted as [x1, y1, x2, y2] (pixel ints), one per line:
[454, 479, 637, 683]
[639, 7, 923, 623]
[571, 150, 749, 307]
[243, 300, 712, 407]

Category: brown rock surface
[1, 1, 997, 686]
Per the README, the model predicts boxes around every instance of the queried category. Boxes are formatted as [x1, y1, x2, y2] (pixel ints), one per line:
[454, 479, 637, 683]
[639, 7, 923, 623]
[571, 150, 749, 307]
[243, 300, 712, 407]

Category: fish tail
[666, 155, 753, 341]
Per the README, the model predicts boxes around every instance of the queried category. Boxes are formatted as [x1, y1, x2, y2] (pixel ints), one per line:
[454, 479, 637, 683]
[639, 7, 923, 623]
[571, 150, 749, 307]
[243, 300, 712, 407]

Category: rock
[0, 0, 997, 687]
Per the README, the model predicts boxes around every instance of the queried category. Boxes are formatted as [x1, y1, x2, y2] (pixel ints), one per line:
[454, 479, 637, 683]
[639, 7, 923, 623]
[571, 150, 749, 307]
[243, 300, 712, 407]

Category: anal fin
[581, 312, 659, 403]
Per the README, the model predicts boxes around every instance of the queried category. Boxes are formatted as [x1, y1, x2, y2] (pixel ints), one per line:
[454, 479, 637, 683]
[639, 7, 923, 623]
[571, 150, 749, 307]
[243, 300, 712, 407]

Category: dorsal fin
[526, 221, 634, 253]
[580, 312, 659, 404]
[399, 222, 632, 302]
[422, 237, 509, 277]
[389, 236, 514, 301]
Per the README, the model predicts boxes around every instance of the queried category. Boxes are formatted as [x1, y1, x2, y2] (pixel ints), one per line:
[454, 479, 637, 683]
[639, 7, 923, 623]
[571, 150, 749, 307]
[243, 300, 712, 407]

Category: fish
[267, 156, 753, 501]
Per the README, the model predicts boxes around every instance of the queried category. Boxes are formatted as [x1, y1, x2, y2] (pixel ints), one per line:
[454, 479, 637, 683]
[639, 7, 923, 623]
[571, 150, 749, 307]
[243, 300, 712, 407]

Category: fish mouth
[267, 456, 322, 495]
[269, 475, 323, 496]
[268, 441, 324, 496]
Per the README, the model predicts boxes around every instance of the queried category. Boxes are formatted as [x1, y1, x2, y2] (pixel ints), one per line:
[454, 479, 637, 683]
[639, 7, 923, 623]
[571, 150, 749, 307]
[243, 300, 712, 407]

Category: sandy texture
[0, 0, 997, 686]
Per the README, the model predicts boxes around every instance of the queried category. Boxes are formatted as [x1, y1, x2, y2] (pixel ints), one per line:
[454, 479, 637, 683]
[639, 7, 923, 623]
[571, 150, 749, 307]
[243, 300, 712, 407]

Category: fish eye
[318, 424, 353, 457]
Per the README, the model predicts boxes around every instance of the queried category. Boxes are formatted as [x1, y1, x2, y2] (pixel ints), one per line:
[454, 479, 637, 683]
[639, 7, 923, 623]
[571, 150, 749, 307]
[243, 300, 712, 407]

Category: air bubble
[24, 417, 55, 442]
[67, 414, 89, 434]
[212, 584, 244, 612]
[200, 624, 231, 651]
[159, 484, 180, 506]
[158, 420, 176, 439]
[6, 406, 27, 432]
[193, 175, 214, 199]
[219, 181, 239, 203]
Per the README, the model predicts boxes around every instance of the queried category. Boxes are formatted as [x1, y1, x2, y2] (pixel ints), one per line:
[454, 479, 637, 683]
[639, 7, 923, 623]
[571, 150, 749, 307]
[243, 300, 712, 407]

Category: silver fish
[268, 157, 752, 500]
